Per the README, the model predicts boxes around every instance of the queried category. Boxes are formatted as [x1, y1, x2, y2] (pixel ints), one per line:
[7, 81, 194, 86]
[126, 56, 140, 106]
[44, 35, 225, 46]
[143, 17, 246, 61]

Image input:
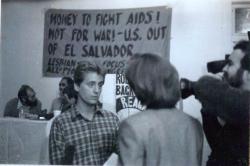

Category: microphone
[62, 145, 75, 165]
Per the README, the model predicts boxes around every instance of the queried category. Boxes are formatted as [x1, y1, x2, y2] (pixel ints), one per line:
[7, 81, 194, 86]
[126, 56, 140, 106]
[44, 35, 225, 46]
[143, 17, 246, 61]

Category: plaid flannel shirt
[49, 107, 119, 165]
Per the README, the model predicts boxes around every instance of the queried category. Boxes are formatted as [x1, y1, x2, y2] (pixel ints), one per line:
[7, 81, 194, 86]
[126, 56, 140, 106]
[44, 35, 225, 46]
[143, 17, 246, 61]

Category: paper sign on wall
[43, 7, 172, 77]
[116, 74, 146, 121]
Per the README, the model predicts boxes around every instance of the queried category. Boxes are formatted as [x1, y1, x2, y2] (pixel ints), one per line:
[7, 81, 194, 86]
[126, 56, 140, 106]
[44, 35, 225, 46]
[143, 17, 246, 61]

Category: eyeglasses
[28, 92, 36, 100]
[59, 83, 66, 87]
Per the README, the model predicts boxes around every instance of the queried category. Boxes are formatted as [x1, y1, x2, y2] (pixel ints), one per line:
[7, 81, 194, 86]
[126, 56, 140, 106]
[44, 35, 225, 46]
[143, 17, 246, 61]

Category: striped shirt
[49, 106, 119, 165]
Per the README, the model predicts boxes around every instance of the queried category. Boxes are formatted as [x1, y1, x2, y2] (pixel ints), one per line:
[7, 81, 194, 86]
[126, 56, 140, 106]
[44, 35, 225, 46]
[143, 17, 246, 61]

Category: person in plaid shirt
[49, 61, 119, 165]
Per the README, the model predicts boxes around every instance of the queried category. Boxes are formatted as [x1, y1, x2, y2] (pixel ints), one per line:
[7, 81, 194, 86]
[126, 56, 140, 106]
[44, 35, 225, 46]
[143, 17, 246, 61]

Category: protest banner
[43, 7, 171, 77]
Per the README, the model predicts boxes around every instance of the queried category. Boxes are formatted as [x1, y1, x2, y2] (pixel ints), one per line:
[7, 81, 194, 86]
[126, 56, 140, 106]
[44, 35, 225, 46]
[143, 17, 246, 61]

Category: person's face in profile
[77, 72, 104, 105]
[223, 49, 245, 88]
[24, 88, 38, 106]
[59, 79, 68, 96]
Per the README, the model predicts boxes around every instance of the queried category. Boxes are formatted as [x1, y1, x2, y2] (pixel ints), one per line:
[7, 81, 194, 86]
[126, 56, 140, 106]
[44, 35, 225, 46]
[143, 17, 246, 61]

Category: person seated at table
[3, 84, 42, 119]
[118, 53, 203, 166]
[49, 77, 74, 113]
[61, 86, 78, 112]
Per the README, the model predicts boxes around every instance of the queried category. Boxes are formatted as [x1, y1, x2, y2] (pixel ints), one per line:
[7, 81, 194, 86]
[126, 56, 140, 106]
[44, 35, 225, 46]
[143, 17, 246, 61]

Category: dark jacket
[194, 76, 250, 166]
[4, 97, 42, 118]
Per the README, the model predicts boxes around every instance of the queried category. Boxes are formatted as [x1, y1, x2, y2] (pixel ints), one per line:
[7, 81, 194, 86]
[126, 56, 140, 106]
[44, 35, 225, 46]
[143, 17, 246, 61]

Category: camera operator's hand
[193, 75, 227, 100]
[206, 73, 223, 80]
[217, 117, 226, 126]
[193, 75, 249, 124]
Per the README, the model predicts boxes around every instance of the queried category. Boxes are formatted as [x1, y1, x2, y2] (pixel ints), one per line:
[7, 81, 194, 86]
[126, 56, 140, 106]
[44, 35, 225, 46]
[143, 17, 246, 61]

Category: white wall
[1, 0, 234, 116]
[1, 0, 176, 114]
[0, 1, 2, 117]
[171, 0, 232, 120]
[1, 0, 242, 165]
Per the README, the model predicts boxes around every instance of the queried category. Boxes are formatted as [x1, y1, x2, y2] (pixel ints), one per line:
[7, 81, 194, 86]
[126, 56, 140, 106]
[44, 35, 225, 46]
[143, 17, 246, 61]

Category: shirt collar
[71, 104, 105, 122]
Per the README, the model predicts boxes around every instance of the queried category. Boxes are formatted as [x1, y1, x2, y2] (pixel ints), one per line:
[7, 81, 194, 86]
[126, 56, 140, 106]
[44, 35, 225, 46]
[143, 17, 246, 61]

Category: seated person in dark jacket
[193, 40, 250, 166]
[4, 85, 42, 119]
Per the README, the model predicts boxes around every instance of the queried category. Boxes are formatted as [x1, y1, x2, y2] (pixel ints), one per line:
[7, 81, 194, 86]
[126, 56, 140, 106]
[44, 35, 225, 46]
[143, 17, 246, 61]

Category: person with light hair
[118, 53, 203, 166]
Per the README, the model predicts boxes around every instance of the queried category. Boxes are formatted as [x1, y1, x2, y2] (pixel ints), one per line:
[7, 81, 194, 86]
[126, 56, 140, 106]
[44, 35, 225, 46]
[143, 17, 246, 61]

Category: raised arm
[194, 76, 250, 124]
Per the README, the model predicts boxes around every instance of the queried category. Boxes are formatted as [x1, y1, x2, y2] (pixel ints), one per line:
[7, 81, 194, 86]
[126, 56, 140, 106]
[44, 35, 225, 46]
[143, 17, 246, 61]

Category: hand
[64, 94, 75, 105]
[217, 116, 226, 126]
[206, 73, 223, 80]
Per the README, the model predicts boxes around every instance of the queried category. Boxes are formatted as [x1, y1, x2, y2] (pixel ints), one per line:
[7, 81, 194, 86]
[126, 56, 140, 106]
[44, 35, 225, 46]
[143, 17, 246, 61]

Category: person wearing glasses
[4, 84, 42, 119]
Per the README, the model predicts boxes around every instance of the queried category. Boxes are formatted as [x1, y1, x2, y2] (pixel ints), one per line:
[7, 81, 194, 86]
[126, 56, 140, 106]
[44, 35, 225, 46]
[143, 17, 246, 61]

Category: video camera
[180, 31, 250, 99]
[180, 54, 229, 99]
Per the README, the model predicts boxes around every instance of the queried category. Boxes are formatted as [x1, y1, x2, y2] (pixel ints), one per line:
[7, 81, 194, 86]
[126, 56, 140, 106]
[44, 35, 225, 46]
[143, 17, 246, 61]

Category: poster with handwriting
[43, 7, 171, 77]
[116, 74, 146, 121]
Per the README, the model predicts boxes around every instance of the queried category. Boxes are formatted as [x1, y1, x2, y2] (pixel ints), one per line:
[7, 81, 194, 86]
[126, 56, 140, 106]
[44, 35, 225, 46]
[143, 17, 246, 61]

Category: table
[0, 118, 53, 164]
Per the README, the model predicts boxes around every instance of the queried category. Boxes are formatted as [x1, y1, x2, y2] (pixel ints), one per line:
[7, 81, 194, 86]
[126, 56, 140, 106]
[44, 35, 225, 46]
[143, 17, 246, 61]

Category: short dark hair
[125, 53, 180, 109]
[61, 77, 74, 89]
[74, 61, 105, 86]
[17, 85, 33, 102]
[233, 40, 250, 72]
